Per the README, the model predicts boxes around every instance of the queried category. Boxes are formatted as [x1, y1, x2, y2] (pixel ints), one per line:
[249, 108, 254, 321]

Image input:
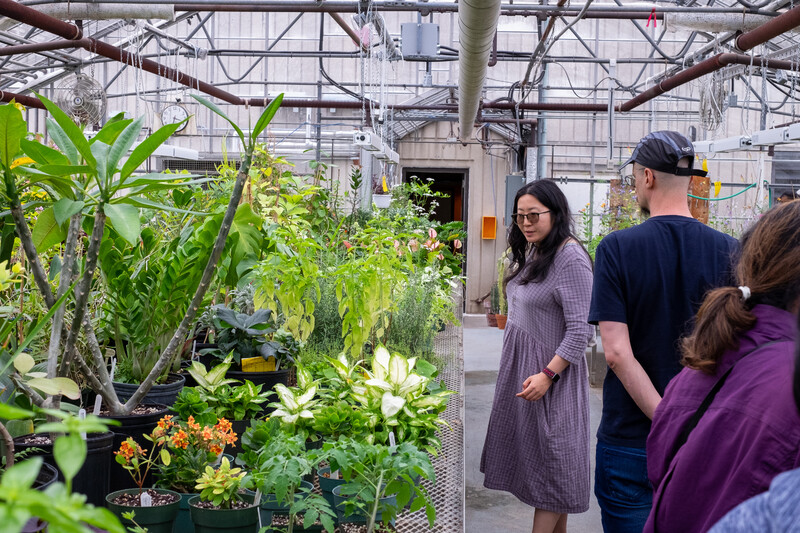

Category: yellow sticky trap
[381, 176, 388, 193]
[702, 158, 708, 173]
[714, 181, 722, 198]
[241, 356, 276, 372]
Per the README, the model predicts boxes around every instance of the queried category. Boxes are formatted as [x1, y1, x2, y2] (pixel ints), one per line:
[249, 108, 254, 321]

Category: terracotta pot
[496, 314, 508, 329]
[486, 313, 498, 327]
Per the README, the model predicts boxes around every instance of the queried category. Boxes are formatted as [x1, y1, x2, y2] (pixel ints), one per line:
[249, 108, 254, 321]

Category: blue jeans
[595, 441, 652, 533]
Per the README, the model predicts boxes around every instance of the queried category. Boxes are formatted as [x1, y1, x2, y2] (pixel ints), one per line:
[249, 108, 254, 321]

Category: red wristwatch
[542, 367, 560, 383]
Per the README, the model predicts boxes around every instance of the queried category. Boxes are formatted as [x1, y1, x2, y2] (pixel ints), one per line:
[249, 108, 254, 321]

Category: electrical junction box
[505, 174, 526, 227]
[401, 23, 439, 60]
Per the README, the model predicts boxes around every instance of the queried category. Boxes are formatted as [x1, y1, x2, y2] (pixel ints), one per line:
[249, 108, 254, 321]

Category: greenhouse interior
[1, 0, 799, 532]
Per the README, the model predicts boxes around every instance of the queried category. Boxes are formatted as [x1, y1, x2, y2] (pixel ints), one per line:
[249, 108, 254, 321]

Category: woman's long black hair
[505, 180, 589, 287]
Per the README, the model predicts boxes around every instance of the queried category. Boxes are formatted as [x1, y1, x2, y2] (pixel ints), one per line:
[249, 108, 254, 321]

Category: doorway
[402, 168, 468, 226]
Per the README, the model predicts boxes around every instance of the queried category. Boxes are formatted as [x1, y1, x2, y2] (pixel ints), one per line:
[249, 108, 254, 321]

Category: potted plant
[495, 251, 508, 330]
[206, 305, 298, 397]
[151, 414, 238, 533]
[239, 418, 335, 533]
[173, 357, 270, 454]
[0, 403, 125, 533]
[325, 437, 436, 532]
[188, 457, 258, 533]
[488, 286, 499, 327]
[107, 426, 181, 533]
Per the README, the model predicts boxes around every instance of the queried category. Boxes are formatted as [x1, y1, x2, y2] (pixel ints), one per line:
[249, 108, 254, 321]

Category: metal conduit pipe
[735, 3, 800, 50]
[0, 37, 90, 56]
[458, 0, 502, 141]
[15, 3, 174, 21]
[617, 53, 800, 112]
[0, 89, 44, 108]
[0, 0, 81, 39]
[15, 0, 771, 16]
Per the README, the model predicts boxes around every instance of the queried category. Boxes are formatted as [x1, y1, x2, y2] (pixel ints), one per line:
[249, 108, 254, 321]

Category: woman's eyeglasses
[512, 211, 550, 225]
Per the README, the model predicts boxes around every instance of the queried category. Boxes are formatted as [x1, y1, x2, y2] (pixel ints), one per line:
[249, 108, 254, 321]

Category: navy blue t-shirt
[588, 215, 738, 448]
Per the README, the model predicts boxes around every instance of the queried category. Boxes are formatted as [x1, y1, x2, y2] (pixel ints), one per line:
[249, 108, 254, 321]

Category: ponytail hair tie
[738, 286, 751, 301]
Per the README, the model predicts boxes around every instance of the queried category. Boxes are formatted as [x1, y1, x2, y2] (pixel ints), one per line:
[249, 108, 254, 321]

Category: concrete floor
[464, 320, 604, 533]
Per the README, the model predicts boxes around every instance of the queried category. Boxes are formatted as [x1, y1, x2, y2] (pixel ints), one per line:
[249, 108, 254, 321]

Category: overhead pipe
[0, 89, 45, 109]
[458, 0, 502, 141]
[617, 53, 800, 112]
[329, 12, 368, 52]
[0, 38, 90, 56]
[735, 3, 800, 50]
[13, 3, 174, 21]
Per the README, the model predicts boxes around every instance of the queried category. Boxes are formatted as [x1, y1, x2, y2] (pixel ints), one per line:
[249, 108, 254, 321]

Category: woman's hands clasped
[516, 372, 552, 401]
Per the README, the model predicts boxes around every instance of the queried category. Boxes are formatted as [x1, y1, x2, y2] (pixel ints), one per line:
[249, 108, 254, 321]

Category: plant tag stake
[192, 340, 198, 361]
[93, 394, 103, 415]
[140, 492, 152, 507]
[389, 431, 396, 447]
[78, 408, 86, 440]
[331, 469, 339, 480]
[110, 357, 117, 382]
[254, 489, 262, 529]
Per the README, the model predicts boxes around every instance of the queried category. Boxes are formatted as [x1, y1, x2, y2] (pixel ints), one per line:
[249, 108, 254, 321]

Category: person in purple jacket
[644, 200, 800, 533]
[708, 309, 800, 533]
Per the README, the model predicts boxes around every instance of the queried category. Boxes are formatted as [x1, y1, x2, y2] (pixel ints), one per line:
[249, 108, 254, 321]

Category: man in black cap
[588, 131, 738, 532]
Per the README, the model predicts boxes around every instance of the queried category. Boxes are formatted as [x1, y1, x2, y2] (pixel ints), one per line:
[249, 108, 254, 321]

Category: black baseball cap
[620, 130, 707, 177]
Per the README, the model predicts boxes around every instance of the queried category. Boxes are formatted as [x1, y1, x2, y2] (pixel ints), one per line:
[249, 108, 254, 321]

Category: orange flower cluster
[163, 416, 238, 455]
[152, 415, 177, 438]
[115, 438, 146, 464]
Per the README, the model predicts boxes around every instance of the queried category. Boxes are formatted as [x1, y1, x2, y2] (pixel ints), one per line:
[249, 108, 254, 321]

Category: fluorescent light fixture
[376, 145, 399, 164]
[787, 123, 800, 141]
[693, 140, 712, 153]
[710, 135, 751, 153]
[751, 127, 789, 146]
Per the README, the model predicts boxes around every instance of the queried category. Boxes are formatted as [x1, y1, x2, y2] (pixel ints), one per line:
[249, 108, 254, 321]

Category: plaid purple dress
[480, 243, 594, 513]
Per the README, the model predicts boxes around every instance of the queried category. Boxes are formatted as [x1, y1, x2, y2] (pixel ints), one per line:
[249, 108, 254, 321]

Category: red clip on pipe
[646, 7, 657, 28]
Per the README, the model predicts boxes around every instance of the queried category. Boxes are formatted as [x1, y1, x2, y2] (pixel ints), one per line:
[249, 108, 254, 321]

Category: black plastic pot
[112, 373, 186, 407]
[33, 461, 59, 491]
[260, 480, 314, 514]
[101, 403, 170, 492]
[225, 368, 290, 415]
[106, 488, 181, 533]
[189, 493, 259, 533]
[12, 431, 113, 506]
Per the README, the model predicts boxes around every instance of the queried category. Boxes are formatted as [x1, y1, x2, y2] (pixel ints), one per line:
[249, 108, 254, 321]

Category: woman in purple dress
[481, 180, 594, 533]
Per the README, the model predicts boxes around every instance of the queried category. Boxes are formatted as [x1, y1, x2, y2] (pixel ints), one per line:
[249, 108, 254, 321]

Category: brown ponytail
[682, 201, 800, 373]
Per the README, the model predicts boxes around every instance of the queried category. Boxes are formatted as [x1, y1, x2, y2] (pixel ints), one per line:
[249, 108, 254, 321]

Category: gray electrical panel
[505, 174, 526, 227]
[401, 23, 439, 60]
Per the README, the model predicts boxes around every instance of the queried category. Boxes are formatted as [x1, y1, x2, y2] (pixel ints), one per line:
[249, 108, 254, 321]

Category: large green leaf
[45, 117, 79, 165]
[53, 198, 84, 226]
[0, 402, 34, 420]
[1, 456, 42, 490]
[36, 164, 92, 177]
[118, 196, 204, 215]
[0, 104, 27, 168]
[26, 377, 81, 400]
[32, 206, 66, 252]
[20, 138, 69, 167]
[191, 94, 245, 146]
[91, 141, 110, 191]
[37, 93, 95, 166]
[250, 93, 284, 143]
[106, 115, 144, 181]
[89, 116, 132, 146]
[104, 203, 140, 246]
[119, 121, 181, 181]
[54, 433, 87, 484]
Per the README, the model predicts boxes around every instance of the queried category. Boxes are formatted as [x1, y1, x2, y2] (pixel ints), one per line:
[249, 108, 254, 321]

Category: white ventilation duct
[458, 0, 501, 141]
[665, 13, 775, 33]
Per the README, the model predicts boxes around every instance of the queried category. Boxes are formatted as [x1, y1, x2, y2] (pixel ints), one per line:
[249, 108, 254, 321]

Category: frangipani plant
[0, 92, 284, 415]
